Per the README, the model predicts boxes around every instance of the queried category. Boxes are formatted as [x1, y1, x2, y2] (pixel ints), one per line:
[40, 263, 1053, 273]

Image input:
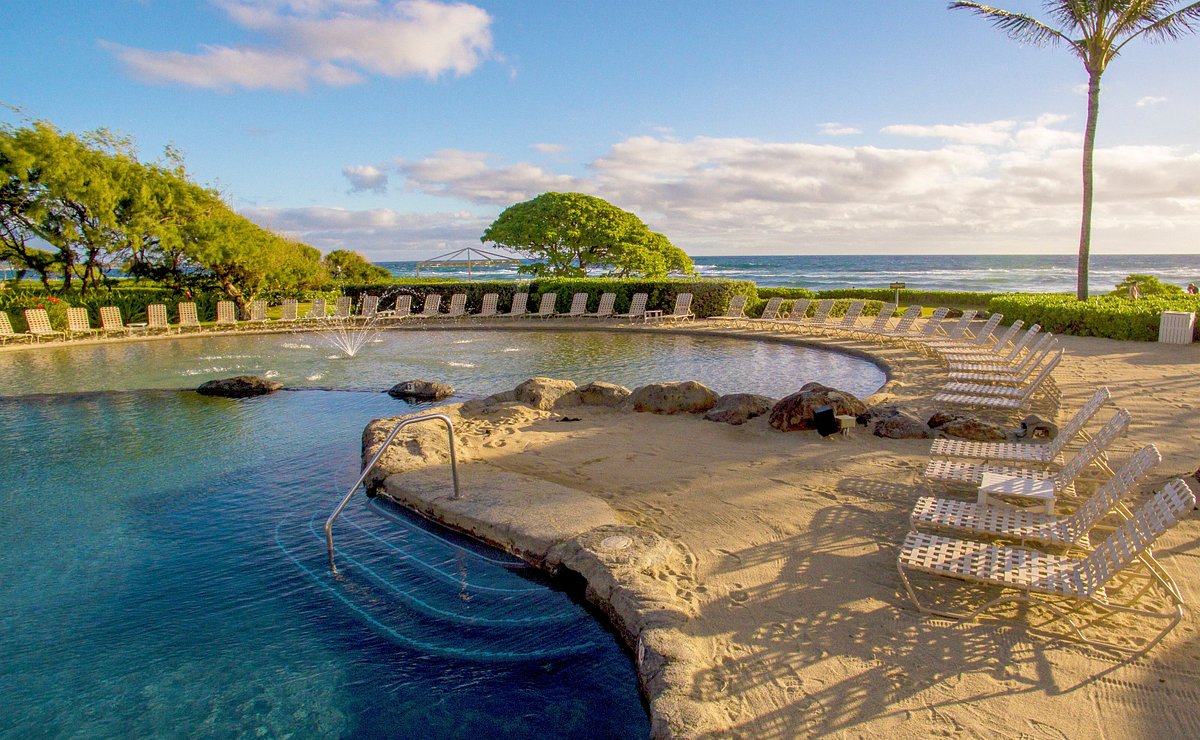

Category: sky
[2, 0, 1198, 260]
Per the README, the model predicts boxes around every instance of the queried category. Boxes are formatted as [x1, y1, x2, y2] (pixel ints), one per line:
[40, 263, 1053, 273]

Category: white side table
[977, 471, 1056, 515]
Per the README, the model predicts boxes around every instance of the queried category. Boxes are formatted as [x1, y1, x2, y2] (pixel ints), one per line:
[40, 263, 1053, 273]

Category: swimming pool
[0, 329, 885, 736]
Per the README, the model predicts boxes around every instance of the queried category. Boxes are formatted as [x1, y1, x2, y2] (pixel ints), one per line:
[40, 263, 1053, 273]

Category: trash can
[1158, 311, 1195, 344]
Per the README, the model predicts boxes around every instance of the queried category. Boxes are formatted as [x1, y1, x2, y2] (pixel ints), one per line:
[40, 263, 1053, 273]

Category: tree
[1110, 272, 1184, 297]
[323, 249, 391, 283]
[481, 192, 693, 278]
[949, 1, 1200, 300]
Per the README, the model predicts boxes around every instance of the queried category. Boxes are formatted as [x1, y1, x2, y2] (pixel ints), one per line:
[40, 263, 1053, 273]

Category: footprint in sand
[729, 585, 750, 605]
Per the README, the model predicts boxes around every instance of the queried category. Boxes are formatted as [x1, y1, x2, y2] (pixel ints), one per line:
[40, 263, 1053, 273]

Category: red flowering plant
[0, 293, 70, 332]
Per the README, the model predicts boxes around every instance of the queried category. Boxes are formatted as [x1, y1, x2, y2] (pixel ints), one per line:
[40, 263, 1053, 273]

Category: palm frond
[948, 2, 1072, 46]
[1134, 1, 1200, 42]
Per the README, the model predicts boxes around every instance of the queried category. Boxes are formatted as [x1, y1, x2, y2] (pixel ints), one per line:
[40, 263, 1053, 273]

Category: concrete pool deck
[365, 326, 1200, 738]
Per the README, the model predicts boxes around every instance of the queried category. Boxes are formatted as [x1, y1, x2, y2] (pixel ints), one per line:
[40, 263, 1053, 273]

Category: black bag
[813, 405, 839, 437]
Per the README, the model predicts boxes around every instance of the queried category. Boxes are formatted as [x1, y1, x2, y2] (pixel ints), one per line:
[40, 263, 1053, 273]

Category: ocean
[377, 254, 1200, 294]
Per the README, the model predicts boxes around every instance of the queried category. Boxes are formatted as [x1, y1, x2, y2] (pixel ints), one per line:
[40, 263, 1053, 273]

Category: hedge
[817, 288, 1004, 308]
[986, 293, 1200, 342]
[342, 278, 757, 318]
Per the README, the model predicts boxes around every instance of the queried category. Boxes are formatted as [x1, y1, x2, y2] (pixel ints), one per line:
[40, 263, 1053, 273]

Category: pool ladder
[325, 413, 461, 575]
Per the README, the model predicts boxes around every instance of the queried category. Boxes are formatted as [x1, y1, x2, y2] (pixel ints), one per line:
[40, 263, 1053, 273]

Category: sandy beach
[368, 325, 1200, 738]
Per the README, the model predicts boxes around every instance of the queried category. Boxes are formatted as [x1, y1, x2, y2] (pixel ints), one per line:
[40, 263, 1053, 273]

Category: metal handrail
[325, 413, 461, 574]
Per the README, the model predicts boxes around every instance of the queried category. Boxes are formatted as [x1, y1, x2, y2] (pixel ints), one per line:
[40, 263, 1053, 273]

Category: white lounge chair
[99, 306, 131, 337]
[789, 299, 832, 331]
[215, 301, 239, 330]
[442, 293, 467, 319]
[922, 407, 1130, 500]
[647, 293, 694, 322]
[911, 444, 1161, 549]
[930, 387, 1111, 466]
[377, 295, 413, 321]
[147, 303, 172, 334]
[359, 294, 380, 320]
[753, 296, 787, 326]
[65, 306, 99, 340]
[707, 294, 747, 326]
[475, 293, 499, 318]
[24, 308, 63, 342]
[874, 305, 932, 341]
[897, 477, 1194, 652]
[557, 292, 588, 318]
[245, 300, 269, 329]
[940, 345, 1062, 395]
[615, 293, 648, 321]
[414, 294, 442, 318]
[1, 312, 34, 344]
[825, 300, 866, 335]
[582, 292, 616, 318]
[529, 293, 557, 318]
[843, 302, 897, 338]
[943, 324, 1041, 366]
[332, 296, 352, 320]
[926, 313, 1004, 352]
[932, 350, 1062, 411]
[305, 298, 328, 323]
[502, 292, 529, 318]
[947, 332, 1055, 377]
[178, 302, 202, 332]
[278, 299, 299, 323]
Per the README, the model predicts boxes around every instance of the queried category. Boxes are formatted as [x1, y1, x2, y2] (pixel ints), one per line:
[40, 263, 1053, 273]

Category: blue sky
[2, 0, 1198, 259]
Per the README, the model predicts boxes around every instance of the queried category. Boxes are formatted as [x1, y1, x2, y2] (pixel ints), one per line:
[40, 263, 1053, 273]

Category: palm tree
[949, 1, 1200, 300]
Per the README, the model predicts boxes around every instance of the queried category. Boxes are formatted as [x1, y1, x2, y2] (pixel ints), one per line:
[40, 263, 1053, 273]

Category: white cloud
[107, 0, 493, 91]
[818, 122, 861, 136]
[242, 205, 491, 257]
[1136, 96, 1168, 107]
[343, 164, 389, 193]
[380, 116, 1200, 254]
[530, 142, 565, 154]
[880, 120, 1016, 147]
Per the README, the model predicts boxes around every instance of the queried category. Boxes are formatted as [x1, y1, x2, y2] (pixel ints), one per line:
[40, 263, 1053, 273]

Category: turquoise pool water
[0, 390, 646, 737]
[0, 329, 885, 736]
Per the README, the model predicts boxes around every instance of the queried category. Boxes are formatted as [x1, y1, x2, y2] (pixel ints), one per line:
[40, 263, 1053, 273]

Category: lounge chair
[582, 292, 616, 318]
[501, 292, 529, 318]
[929, 387, 1111, 466]
[939, 344, 1062, 395]
[332, 296, 352, 320]
[377, 295, 413, 321]
[931, 349, 1062, 411]
[557, 293, 588, 318]
[757, 296, 787, 324]
[922, 406, 1130, 501]
[790, 299, 833, 331]
[147, 303, 172, 334]
[874, 305, 931, 341]
[65, 307, 99, 340]
[926, 313, 1004, 352]
[614, 293, 648, 321]
[215, 301, 239, 330]
[706, 294, 747, 326]
[475, 293, 500, 318]
[647, 293, 694, 323]
[897, 477, 1194, 652]
[1, 312, 33, 344]
[911, 444, 1161, 549]
[442, 293, 467, 319]
[943, 324, 1041, 366]
[278, 299, 299, 324]
[529, 293, 557, 318]
[360, 295, 380, 320]
[843, 302, 897, 338]
[178, 302, 202, 332]
[99, 306, 131, 337]
[820, 300, 866, 335]
[245, 300, 269, 329]
[932, 310, 978, 342]
[415, 294, 442, 318]
[305, 298, 328, 323]
[24, 308, 63, 342]
[947, 332, 1055, 377]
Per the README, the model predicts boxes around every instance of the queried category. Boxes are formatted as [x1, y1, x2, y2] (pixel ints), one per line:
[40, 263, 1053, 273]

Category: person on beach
[1129, 283, 1140, 300]
[1187, 283, 1198, 295]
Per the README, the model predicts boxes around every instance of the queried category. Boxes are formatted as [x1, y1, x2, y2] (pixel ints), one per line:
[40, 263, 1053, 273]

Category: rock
[703, 393, 775, 425]
[927, 411, 957, 429]
[1019, 414, 1058, 439]
[873, 412, 930, 439]
[561, 381, 632, 408]
[197, 375, 282, 398]
[514, 377, 578, 410]
[931, 413, 1009, 442]
[768, 382, 866, 432]
[628, 381, 720, 415]
[386, 379, 455, 401]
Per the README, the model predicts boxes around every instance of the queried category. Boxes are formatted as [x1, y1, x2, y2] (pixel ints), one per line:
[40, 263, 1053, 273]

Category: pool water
[0, 390, 646, 737]
[0, 327, 887, 399]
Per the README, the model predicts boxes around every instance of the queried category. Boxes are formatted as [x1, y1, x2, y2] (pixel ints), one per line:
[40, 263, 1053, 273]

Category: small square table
[977, 471, 1056, 515]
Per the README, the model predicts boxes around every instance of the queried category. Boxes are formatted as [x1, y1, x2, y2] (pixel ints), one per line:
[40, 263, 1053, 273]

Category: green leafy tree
[1110, 273, 1185, 297]
[950, 1, 1200, 300]
[481, 192, 693, 278]
[324, 249, 391, 283]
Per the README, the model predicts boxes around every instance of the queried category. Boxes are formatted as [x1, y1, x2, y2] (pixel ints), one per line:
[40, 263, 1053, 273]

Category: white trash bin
[1158, 311, 1195, 344]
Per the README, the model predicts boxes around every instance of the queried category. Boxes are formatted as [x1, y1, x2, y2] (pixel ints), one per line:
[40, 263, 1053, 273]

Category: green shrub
[817, 288, 1002, 308]
[1109, 273, 1184, 298]
[987, 293, 1200, 341]
[756, 287, 818, 300]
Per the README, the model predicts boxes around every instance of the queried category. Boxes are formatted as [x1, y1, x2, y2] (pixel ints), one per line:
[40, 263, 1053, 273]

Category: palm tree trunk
[1077, 70, 1102, 301]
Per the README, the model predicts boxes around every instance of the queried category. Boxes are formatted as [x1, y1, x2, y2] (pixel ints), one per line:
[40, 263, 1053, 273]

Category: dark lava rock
[387, 379, 455, 401]
[873, 412, 931, 439]
[769, 382, 867, 432]
[929, 412, 1009, 442]
[197, 375, 282, 398]
[703, 393, 776, 425]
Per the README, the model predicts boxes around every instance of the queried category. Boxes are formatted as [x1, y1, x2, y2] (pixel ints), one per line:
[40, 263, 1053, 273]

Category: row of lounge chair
[896, 386, 1195, 651]
[372, 291, 695, 322]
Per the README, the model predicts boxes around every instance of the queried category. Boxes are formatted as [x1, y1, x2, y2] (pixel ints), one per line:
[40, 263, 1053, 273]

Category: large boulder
[628, 381, 720, 415]
[560, 381, 632, 408]
[703, 393, 775, 425]
[873, 412, 930, 439]
[197, 375, 282, 398]
[929, 412, 1009, 442]
[387, 379, 455, 401]
[514, 377, 578, 410]
[768, 382, 866, 432]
